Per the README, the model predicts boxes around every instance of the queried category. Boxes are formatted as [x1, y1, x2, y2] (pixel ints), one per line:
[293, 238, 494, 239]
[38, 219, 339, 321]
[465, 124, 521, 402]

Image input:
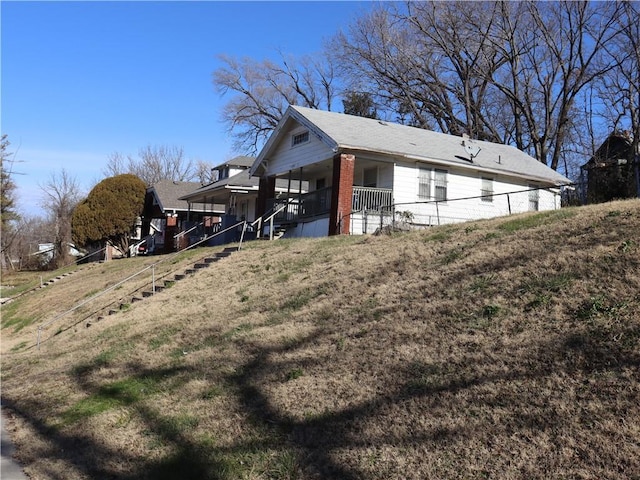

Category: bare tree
[488, 1, 622, 170]
[40, 169, 82, 269]
[194, 159, 216, 185]
[1, 135, 21, 269]
[332, 3, 506, 139]
[102, 151, 129, 178]
[597, 1, 640, 158]
[213, 52, 338, 154]
[103, 145, 200, 186]
[332, 1, 622, 172]
[8, 214, 53, 270]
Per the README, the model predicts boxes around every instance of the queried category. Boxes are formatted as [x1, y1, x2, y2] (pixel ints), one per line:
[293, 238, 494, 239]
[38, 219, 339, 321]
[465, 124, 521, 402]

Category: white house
[249, 105, 572, 237]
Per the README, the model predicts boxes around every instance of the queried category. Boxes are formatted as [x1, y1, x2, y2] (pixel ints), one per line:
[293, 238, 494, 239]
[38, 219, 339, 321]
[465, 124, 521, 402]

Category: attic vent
[291, 131, 310, 147]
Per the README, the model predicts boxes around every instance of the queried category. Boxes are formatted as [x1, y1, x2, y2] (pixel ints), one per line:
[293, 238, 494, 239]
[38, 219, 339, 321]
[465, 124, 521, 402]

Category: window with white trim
[481, 177, 494, 202]
[291, 130, 309, 147]
[434, 169, 448, 201]
[418, 168, 431, 200]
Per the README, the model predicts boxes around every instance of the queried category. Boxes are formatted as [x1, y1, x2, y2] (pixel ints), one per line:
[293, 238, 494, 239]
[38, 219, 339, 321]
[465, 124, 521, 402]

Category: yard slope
[1, 199, 639, 480]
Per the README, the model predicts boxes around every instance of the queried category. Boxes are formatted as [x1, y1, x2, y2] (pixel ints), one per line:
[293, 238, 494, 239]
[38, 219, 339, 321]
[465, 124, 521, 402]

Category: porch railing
[300, 187, 332, 218]
[267, 186, 332, 222]
[266, 186, 393, 224]
[267, 197, 300, 222]
[352, 186, 393, 210]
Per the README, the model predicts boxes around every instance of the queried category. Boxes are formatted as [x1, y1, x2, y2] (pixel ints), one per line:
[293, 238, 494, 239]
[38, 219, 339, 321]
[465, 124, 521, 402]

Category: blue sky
[1, 1, 372, 216]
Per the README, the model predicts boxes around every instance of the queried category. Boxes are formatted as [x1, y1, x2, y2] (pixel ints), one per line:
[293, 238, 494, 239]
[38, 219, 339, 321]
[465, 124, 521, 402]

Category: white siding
[391, 161, 562, 226]
[264, 124, 334, 177]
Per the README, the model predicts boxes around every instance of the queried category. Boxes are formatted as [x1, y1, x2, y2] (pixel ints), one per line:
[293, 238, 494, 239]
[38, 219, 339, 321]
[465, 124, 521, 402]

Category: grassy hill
[1, 200, 639, 480]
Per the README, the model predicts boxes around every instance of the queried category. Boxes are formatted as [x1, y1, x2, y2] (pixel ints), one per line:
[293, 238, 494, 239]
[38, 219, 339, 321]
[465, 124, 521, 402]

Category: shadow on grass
[4, 315, 639, 479]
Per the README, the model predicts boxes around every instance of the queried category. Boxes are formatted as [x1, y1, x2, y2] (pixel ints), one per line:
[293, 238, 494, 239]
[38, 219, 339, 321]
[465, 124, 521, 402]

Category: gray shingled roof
[254, 105, 570, 186]
[213, 156, 255, 169]
[180, 170, 258, 201]
[150, 180, 214, 212]
[180, 170, 305, 203]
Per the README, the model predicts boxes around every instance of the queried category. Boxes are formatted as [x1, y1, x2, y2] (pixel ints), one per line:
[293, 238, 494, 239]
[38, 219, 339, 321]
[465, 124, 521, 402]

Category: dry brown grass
[2, 200, 639, 479]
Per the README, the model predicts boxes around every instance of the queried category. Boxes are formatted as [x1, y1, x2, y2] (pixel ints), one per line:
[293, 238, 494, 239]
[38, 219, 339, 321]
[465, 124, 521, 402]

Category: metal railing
[352, 186, 393, 210]
[174, 221, 204, 239]
[35, 221, 245, 350]
[266, 197, 300, 223]
[346, 185, 565, 234]
[240, 201, 291, 247]
[300, 187, 332, 218]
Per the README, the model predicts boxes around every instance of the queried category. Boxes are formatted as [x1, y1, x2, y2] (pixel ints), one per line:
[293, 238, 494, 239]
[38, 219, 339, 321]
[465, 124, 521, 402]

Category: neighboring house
[249, 105, 572, 238]
[179, 156, 305, 242]
[581, 132, 640, 204]
[142, 179, 225, 253]
[33, 243, 84, 264]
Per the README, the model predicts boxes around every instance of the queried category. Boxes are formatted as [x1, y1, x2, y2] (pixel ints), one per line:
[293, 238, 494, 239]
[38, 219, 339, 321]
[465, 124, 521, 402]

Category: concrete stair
[85, 246, 240, 328]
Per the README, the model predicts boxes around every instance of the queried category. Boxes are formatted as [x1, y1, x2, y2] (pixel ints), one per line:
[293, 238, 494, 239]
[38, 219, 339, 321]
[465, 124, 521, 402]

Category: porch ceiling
[272, 157, 385, 180]
[272, 159, 332, 180]
[186, 186, 257, 205]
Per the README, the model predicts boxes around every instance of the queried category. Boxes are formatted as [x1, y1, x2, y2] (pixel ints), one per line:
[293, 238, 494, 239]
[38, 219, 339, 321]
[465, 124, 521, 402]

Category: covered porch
[257, 153, 393, 236]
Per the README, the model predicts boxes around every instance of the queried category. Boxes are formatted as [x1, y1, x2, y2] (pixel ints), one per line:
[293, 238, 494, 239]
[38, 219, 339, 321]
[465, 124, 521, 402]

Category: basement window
[291, 130, 310, 147]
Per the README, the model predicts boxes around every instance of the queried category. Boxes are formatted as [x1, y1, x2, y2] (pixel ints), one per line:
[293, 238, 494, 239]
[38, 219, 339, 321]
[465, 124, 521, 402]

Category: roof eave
[338, 145, 571, 186]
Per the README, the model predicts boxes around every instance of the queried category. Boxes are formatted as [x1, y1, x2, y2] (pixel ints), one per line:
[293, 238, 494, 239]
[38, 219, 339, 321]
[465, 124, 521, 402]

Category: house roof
[148, 180, 222, 213]
[252, 105, 571, 186]
[213, 156, 255, 170]
[180, 171, 259, 202]
[179, 170, 306, 204]
[582, 132, 633, 169]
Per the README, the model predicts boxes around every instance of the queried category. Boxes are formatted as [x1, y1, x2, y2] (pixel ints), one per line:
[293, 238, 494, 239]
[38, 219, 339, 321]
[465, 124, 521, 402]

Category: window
[418, 168, 431, 200]
[528, 186, 539, 211]
[481, 177, 494, 202]
[434, 169, 447, 201]
[315, 178, 326, 190]
[363, 167, 378, 188]
[291, 130, 309, 146]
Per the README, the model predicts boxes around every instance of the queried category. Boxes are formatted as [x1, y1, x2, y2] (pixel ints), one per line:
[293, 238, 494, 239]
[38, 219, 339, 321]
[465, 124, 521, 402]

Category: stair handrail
[35, 220, 246, 350]
[238, 201, 291, 251]
[174, 221, 204, 239]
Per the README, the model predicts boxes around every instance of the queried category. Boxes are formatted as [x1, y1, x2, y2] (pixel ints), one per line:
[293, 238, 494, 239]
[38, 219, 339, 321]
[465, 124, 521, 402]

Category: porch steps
[260, 226, 289, 240]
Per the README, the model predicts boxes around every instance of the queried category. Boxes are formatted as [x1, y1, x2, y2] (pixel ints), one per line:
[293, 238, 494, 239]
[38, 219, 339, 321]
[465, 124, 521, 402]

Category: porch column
[329, 153, 355, 235]
[256, 176, 276, 218]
